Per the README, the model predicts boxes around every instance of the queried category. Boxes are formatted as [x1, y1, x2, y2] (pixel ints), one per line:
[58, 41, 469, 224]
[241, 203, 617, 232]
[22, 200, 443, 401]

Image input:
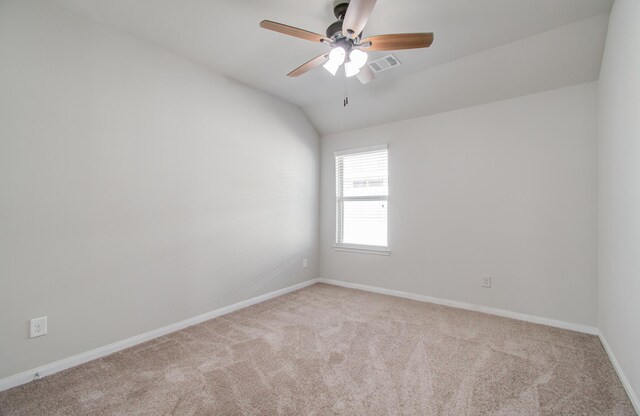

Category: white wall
[0, 0, 319, 379]
[598, 0, 640, 404]
[320, 83, 598, 326]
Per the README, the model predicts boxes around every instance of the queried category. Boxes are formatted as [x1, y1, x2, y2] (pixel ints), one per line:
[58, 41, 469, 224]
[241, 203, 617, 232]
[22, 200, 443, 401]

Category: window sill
[332, 244, 390, 256]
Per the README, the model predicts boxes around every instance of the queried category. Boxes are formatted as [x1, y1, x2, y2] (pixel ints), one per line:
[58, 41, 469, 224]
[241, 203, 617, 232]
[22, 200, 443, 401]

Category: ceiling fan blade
[356, 64, 375, 84]
[342, 0, 377, 39]
[361, 33, 434, 51]
[287, 54, 330, 77]
[260, 20, 329, 43]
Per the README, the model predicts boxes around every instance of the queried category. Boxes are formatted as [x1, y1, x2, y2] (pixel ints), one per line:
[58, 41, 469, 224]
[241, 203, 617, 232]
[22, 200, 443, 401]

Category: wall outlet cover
[482, 275, 492, 288]
[302, 258, 308, 269]
[30, 316, 47, 338]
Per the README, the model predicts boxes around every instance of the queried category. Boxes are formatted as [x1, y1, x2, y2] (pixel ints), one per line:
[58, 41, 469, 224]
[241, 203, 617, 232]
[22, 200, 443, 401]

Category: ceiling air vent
[368, 54, 401, 73]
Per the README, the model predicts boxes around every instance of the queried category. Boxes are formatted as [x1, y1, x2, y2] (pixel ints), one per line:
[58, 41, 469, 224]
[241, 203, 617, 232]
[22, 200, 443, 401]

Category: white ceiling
[307, 14, 609, 134]
[52, 0, 613, 134]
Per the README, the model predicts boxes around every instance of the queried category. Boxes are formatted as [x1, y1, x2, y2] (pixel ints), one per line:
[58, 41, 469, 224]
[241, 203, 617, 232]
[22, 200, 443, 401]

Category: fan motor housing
[325, 20, 343, 39]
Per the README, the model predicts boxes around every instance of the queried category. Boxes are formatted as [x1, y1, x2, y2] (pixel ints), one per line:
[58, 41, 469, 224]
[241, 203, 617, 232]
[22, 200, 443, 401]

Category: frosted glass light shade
[323, 47, 346, 76]
[349, 49, 368, 69]
[344, 60, 360, 77]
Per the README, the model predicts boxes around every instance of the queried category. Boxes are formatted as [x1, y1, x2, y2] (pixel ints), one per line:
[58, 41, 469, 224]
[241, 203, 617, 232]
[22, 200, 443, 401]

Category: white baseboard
[317, 278, 599, 335]
[598, 332, 640, 413]
[0, 279, 319, 392]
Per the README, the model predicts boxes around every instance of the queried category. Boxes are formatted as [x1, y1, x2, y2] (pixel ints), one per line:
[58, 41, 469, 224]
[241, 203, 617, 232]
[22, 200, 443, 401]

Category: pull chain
[343, 75, 349, 107]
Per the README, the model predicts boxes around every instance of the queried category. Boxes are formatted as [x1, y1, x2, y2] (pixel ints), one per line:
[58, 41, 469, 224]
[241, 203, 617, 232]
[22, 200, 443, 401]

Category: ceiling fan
[259, 0, 434, 85]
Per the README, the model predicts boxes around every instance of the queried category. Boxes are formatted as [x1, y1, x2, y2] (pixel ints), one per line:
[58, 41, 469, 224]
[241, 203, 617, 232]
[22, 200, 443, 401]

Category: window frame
[333, 144, 390, 255]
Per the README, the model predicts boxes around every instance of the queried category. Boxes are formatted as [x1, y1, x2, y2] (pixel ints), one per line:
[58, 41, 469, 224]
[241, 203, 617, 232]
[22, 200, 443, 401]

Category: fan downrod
[333, 2, 349, 19]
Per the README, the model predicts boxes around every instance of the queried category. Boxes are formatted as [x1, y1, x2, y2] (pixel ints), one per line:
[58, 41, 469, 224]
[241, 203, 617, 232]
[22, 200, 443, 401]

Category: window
[335, 144, 389, 254]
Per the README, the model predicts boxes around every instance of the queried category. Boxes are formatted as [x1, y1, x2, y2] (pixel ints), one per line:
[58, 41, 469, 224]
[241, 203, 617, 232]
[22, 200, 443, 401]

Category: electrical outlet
[482, 275, 492, 288]
[30, 316, 47, 338]
[302, 257, 308, 269]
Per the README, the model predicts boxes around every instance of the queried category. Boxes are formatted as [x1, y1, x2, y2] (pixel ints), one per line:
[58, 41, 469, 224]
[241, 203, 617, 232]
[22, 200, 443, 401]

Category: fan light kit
[260, 0, 434, 103]
[321, 47, 368, 77]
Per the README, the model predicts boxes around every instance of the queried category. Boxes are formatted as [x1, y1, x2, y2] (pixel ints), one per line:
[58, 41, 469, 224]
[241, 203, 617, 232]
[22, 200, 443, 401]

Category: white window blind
[335, 145, 388, 250]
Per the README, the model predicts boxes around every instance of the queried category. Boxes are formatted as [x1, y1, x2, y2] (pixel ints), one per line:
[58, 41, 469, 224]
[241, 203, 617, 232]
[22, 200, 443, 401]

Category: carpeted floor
[0, 283, 636, 415]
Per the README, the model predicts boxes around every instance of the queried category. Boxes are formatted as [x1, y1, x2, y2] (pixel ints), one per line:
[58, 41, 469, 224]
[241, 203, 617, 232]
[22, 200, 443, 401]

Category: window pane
[342, 200, 388, 247]
[341, 151, 388, 198]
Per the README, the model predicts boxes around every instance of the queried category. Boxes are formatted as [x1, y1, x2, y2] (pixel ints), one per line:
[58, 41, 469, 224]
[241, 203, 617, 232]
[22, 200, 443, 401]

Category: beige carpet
[0, 283, 636, 415]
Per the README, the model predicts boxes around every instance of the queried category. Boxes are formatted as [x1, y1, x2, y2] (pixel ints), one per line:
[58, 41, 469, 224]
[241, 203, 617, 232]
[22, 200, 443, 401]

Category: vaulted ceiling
[52, 0, 613, 134]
